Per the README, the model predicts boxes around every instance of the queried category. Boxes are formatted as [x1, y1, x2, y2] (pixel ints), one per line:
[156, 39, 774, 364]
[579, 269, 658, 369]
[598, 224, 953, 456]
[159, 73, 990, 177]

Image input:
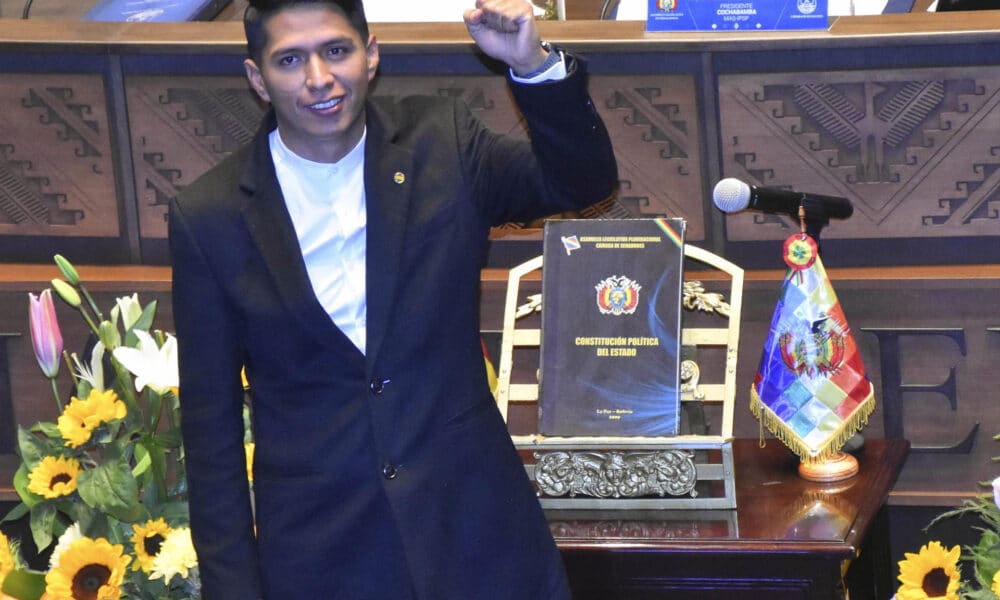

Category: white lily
[112, 329, 178, 395]
[112, 293, 143, 331]
[993, 475, 1000, 511]
[71, 340, 106, 392]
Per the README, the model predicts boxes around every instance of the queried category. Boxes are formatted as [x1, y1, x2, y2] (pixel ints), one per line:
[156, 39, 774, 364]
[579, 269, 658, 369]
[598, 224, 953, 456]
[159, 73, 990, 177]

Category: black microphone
[712, 178, 853, 222]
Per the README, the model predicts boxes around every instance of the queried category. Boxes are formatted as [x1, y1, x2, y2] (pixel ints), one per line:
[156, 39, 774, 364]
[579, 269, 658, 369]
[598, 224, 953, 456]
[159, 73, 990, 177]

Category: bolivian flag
[750, 234, 875, 463]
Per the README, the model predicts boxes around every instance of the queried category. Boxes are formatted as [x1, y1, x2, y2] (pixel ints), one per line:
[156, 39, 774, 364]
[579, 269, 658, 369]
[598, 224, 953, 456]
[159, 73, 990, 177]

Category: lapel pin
[393, 172, 406, 185]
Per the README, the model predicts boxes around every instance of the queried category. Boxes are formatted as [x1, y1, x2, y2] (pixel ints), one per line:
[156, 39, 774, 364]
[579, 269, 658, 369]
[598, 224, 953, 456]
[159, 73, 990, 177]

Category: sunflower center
[144, 533, 165, 556]
[71, 563, 111, 600]
[49, 473, 72, 489]
[922, 567, 950, 597]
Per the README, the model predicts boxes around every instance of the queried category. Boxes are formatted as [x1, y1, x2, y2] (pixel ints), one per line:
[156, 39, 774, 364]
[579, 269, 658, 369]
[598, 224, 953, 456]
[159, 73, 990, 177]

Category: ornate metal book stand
[496, 245, 743, 509]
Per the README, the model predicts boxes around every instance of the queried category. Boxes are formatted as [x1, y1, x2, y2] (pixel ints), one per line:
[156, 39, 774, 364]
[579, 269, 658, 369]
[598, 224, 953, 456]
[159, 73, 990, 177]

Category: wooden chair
[495, 244, 744, 509]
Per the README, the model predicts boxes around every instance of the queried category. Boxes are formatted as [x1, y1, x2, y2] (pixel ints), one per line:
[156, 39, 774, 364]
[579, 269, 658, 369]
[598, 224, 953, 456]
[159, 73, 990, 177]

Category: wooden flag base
[798, 452, 859, 482]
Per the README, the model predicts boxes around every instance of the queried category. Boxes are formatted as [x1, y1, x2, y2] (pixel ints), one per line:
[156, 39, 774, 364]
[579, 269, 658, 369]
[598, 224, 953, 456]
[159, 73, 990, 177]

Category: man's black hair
[244, 0, 370, 64]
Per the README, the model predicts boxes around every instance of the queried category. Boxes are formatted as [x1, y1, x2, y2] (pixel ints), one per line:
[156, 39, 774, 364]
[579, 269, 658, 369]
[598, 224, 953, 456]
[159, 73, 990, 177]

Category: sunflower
[897, 540, 961, 600]
[44, 537, 130, 600]
[27, 455, 82, 499]
[57, 389, 127, 448]
[0, 530, 15, 587]
[149, 527, 197, 583]
[992, 569, 1000, 597]
[130, 518, 171, 573]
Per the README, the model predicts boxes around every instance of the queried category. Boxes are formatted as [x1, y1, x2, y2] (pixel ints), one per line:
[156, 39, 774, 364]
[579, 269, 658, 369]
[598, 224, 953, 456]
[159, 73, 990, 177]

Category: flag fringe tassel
[750, 382, 876, 463]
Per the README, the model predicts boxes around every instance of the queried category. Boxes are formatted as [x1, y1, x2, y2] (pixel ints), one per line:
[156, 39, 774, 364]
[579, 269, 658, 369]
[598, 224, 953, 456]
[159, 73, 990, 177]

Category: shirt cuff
[509, 47, 567, 84]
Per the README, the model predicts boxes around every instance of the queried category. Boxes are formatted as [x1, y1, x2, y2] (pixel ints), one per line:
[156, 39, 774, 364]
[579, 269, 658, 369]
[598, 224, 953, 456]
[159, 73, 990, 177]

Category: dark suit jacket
[169, 56, 617, 599]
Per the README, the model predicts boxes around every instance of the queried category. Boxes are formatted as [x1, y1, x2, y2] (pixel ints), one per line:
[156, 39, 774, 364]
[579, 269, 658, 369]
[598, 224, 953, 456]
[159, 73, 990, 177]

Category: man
[168, 0, 617, 597]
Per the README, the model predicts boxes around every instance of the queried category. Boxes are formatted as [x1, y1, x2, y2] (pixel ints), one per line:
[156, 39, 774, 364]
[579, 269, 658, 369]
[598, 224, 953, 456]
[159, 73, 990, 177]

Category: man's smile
[307, 97, 343, 111]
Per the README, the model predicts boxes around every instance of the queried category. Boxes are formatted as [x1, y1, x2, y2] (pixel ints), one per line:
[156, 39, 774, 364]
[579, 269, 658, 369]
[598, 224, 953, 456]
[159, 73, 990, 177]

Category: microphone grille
[712, 178, 751, 213]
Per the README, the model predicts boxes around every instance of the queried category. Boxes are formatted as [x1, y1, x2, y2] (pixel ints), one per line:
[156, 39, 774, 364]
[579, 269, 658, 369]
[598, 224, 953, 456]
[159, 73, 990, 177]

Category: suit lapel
[239, 116, 345, 351]
[364, 103, 414, 364]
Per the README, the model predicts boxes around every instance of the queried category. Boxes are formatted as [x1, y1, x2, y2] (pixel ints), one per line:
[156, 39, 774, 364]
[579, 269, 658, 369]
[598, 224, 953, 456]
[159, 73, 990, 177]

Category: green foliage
[1, 569, 46, 599]
[2, 256, 196, 599]
[921, 456, 1000, 598]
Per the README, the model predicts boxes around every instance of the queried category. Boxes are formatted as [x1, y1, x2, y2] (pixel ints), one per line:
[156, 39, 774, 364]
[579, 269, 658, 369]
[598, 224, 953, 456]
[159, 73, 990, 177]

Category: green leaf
[12, 464, 43, 508]
[132, 442, 152, 478]
[154, 428, 183, 449]
[1, 568, 48, 600]
[1, 500, 29, 524]
[971, 530, 1000, 586]
[63, 500, 99, 533]
[152, 500, 190, 524]
[16, 428, 49, 468]
[28, 421, 62, 442]
[122, 301, 158, 349]
[141, 442, 168, 506]
[77, 459, 143, 523]
[146, 387, 163, 432]
[29, 502, 57, 552]
[134, 300, 158, 333]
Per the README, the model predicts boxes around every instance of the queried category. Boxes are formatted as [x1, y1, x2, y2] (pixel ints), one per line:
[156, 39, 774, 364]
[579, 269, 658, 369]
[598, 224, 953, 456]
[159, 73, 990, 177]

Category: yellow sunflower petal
[0, 531, 15, 584]
[896, 540, 961, 600]
[56, 397, 95, 448]
[27, 456, 81, 499]
[130, 518, 172, 573]
[56, 389, 126, 449]
[44, 537, 130, 600]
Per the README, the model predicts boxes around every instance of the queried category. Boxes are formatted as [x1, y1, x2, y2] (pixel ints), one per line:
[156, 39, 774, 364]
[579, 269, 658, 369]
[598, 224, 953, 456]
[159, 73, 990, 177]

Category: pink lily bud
[28, 288, 63, 379]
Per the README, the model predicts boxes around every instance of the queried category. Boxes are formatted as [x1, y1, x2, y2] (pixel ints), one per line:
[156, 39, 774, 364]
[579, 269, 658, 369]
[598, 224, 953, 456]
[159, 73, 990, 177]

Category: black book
[539, 218, 686, 437]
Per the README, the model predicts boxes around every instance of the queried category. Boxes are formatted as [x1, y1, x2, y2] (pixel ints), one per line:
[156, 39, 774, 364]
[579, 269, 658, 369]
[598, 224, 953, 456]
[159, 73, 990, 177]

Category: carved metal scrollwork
[533, 449, 698, 499]
[683, 280, 730, 317]
[680, 359, 705, 400]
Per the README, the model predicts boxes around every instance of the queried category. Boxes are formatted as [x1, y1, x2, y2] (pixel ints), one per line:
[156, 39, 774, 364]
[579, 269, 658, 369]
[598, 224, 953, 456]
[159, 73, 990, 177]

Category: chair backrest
[494, 244, 744, 509]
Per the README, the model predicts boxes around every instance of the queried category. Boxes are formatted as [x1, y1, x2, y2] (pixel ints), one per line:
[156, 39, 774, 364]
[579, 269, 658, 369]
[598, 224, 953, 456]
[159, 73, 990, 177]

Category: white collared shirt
[270, 128, 368, 354]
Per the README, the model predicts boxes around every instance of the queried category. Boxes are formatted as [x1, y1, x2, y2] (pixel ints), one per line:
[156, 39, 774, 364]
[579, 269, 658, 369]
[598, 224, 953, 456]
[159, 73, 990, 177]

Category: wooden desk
[551, 438, 909, 600]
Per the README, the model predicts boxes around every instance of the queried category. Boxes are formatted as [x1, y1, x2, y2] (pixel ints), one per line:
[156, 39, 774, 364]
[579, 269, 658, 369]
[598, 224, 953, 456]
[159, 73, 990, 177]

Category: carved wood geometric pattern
[591, 75, 704, 241]
[719, 68, 1000, 241]
[126, 75, 264, 239]
[0, 74, 118, 237]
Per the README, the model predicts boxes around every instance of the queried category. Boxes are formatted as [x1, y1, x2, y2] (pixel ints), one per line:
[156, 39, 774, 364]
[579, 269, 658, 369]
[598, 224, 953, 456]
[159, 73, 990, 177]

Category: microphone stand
[798, 197, 831, 254]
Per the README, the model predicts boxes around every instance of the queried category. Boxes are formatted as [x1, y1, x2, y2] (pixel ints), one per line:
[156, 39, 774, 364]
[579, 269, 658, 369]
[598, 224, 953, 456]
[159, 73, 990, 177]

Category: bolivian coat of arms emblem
[595, 275, 641, 316]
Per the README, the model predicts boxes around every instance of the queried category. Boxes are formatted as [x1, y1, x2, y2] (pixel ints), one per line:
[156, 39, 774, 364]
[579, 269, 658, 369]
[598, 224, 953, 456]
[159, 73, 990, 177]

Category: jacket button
[382, 464, 397, 480]
[369, 378, 386, 395]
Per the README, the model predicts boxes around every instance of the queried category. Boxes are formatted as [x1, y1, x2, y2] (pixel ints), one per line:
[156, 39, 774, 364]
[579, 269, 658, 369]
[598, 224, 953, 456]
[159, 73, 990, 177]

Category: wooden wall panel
[592, 74, 705, 241]
[719, 67, 1000, 242]
[0, 73, 118, 238]
[126, 75, 263, 240]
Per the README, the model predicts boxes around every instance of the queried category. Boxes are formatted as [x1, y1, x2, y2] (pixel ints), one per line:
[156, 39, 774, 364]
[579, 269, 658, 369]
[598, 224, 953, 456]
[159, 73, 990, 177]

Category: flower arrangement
[0, 255, 199, 600]
[896, 435, 1000, 600]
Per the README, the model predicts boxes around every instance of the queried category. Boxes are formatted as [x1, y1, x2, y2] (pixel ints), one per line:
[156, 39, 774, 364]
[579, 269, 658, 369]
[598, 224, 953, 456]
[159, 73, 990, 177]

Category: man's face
[244, 4, 379, 163]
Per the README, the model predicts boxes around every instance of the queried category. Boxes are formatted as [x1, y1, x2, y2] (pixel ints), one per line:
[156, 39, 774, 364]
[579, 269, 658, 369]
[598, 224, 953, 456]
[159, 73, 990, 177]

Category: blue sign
[647, 0, 829, 31]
